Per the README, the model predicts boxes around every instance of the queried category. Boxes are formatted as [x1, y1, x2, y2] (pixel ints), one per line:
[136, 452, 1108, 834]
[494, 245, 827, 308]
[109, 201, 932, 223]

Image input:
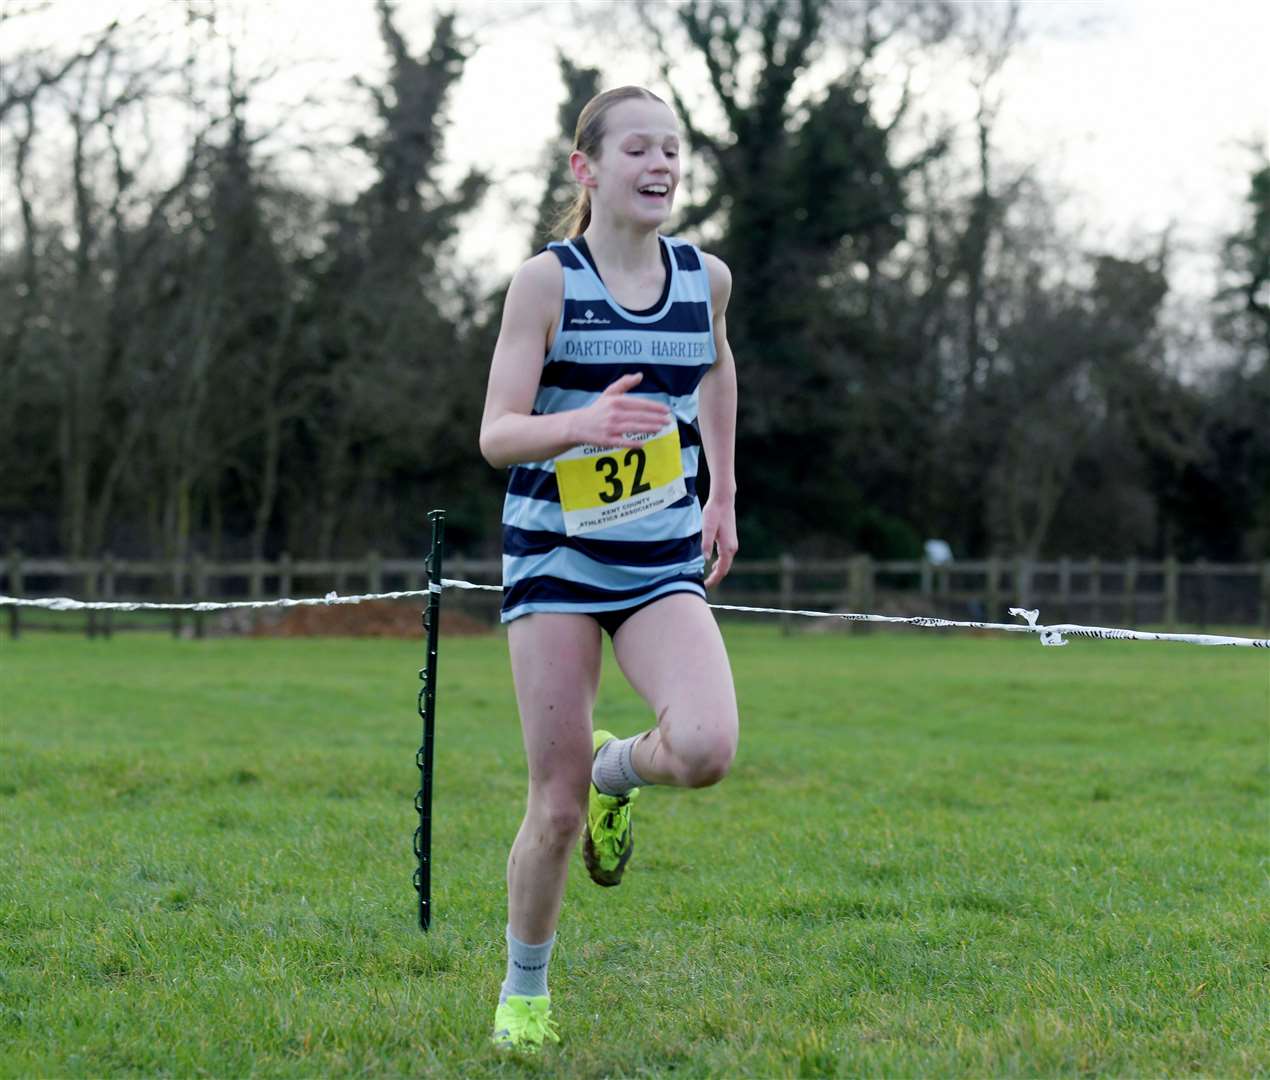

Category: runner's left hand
[701, 497, 738, 588]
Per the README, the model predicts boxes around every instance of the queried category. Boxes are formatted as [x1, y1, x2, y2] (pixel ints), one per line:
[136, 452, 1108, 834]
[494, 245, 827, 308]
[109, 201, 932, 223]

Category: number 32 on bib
[554, 418, 685, 536]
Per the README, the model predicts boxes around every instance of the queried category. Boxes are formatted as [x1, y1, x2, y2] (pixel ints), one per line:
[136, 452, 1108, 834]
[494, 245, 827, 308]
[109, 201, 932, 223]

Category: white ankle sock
[592, 733, 649, 796]
[500, 926, 555, 1003]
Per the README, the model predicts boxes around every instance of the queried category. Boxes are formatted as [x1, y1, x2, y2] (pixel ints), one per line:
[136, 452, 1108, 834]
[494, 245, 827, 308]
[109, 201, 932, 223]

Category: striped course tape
[1, 581, 1267, 648]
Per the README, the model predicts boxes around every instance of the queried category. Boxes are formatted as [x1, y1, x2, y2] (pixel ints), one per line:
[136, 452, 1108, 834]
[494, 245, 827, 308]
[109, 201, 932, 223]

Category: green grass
[1, 624, 1267, 1077]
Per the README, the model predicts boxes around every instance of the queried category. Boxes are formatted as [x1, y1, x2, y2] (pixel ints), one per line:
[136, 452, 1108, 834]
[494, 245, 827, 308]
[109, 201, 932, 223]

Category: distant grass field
[2, 623, 1267, 1078]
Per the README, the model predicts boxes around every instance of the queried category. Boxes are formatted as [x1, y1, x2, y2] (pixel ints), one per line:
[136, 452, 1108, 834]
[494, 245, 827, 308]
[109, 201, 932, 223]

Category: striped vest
[500, 234, 717, 622]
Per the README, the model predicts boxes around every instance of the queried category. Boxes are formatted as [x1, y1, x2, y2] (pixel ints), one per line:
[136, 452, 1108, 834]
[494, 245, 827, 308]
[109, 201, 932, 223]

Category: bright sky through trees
[5, 0, 1268, 293]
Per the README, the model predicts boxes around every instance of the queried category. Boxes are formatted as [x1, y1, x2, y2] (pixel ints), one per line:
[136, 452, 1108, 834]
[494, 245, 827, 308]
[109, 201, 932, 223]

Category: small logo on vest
[570, 307, 611, 326]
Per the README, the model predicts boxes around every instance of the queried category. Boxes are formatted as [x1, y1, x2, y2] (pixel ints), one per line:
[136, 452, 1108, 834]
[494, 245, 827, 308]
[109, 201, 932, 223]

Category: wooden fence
[4, 551, 1268, 638]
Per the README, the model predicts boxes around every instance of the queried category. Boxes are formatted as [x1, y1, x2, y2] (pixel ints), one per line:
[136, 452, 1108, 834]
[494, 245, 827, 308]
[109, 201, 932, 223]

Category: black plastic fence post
[414, 510, 445, 932]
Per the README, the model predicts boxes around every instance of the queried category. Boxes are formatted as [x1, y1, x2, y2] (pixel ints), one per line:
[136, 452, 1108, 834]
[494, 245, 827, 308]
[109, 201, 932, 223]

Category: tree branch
[0, 18, 119, 122]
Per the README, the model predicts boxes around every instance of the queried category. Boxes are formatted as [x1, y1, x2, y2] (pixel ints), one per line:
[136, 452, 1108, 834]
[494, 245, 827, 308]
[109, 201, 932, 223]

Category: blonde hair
[554, 86, 671, 239]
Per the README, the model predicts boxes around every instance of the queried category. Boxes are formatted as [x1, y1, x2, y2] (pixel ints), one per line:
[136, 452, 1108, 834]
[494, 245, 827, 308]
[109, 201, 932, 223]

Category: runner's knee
[528, 795, 586, 850]
[670, 730, 736, 788]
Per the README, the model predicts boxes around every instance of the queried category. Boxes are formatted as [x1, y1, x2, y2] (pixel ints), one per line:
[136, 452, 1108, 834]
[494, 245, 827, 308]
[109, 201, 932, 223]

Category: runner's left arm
[699, 254, 738, 588]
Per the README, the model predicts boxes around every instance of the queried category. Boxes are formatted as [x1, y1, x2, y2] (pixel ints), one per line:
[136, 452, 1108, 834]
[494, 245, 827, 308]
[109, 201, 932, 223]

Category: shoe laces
[594, 789, 637, 845]
[591, 787, 640, 853]
[499, 996, 560, 1048]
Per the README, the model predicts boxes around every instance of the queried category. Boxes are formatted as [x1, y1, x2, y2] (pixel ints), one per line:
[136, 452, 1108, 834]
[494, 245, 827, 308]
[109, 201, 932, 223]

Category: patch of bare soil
[250, 600, 492, 638]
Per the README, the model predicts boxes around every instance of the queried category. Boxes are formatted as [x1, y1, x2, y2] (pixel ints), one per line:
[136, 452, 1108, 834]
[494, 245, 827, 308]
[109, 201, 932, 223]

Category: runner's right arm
[479, 255, 671, 468]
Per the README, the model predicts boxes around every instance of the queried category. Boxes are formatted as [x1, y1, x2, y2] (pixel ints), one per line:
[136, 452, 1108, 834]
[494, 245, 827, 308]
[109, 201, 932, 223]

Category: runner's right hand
[569, 373, 671, 449]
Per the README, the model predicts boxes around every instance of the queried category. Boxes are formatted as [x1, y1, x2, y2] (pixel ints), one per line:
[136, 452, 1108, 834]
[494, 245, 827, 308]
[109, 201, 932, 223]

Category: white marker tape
[2, 582, 1267, 648]
[1010, 606, 1068, 647]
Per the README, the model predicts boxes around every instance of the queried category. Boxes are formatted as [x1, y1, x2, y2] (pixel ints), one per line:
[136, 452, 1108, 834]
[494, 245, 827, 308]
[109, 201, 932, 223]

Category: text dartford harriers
[562, 339, 708, 359]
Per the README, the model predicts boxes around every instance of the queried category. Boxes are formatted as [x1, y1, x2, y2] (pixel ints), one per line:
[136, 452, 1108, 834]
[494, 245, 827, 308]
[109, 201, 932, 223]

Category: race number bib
[554, 419, 685, 536]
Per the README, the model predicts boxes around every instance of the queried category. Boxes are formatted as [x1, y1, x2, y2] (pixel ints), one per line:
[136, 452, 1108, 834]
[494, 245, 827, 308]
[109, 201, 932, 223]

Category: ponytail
[555, 190, 591, 239]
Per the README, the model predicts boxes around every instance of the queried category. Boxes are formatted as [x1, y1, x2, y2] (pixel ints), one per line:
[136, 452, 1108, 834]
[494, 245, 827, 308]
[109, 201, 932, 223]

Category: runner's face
[589, 99, 681, 227]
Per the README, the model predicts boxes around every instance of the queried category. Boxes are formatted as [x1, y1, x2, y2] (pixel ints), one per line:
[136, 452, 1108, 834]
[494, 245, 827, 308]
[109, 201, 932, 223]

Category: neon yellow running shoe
[492, 995, 560, 1052]
[583, 729, 638, 887]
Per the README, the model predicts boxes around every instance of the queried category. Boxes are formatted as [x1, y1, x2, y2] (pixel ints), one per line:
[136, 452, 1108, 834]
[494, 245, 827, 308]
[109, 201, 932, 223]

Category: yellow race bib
[555, 419, 686, 536]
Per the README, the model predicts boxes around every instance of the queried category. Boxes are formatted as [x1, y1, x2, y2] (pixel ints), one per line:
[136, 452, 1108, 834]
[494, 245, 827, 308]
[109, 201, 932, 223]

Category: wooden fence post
[1014, 555, 1032, 610]
[845, 556, 860, 620]
[779, 553, 795, 635]
[102, 552, 115, 640]
[84, 556, 98, 640]
[192, 553, 207, 639]
[449, 555, 466, 609]
[986, 555, 1000, 621]
[847, 555, 874, 632]
[1123, 556, 1138, 626]
[367, 550, 382, 595]
[1196, 557, 1208, 629]
[6, 549, 21, 640]
[1089, 556, 1102, 625]
[170, 559, 184, 639]
[278, 552, 293, 599]
[1164, 556, 1178, 631]
[1259, 559, 1270, 627]
[1058, 557, 1072, 621]
[1262, 561, 1270, 629]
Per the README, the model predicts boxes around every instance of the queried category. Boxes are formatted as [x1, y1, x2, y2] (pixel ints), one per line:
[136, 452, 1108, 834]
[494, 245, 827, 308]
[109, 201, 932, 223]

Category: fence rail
[3, 550, 1268, 638]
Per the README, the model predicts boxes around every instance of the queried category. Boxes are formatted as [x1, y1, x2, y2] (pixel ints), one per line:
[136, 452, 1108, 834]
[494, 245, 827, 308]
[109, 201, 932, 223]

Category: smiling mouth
[638, 185, 670, 200]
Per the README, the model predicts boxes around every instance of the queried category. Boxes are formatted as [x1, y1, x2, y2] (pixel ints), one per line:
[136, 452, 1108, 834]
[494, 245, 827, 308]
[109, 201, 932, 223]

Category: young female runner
[478, 85, 740, 1052]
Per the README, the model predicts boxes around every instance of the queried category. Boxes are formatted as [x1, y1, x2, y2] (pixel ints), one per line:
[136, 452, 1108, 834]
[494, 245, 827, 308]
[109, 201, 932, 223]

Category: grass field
[2, 622, 1268, 1077]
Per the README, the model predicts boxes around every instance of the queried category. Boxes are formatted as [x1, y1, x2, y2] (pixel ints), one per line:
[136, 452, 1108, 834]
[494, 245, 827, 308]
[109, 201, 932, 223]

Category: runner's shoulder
[698, 250, 732, 315]
[505, 250, 564, 326]
[515, 249, 565, 294]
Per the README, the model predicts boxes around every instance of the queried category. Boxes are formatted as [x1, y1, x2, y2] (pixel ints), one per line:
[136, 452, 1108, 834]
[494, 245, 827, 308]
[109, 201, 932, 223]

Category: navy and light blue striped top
[500, 234, 717, 623]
